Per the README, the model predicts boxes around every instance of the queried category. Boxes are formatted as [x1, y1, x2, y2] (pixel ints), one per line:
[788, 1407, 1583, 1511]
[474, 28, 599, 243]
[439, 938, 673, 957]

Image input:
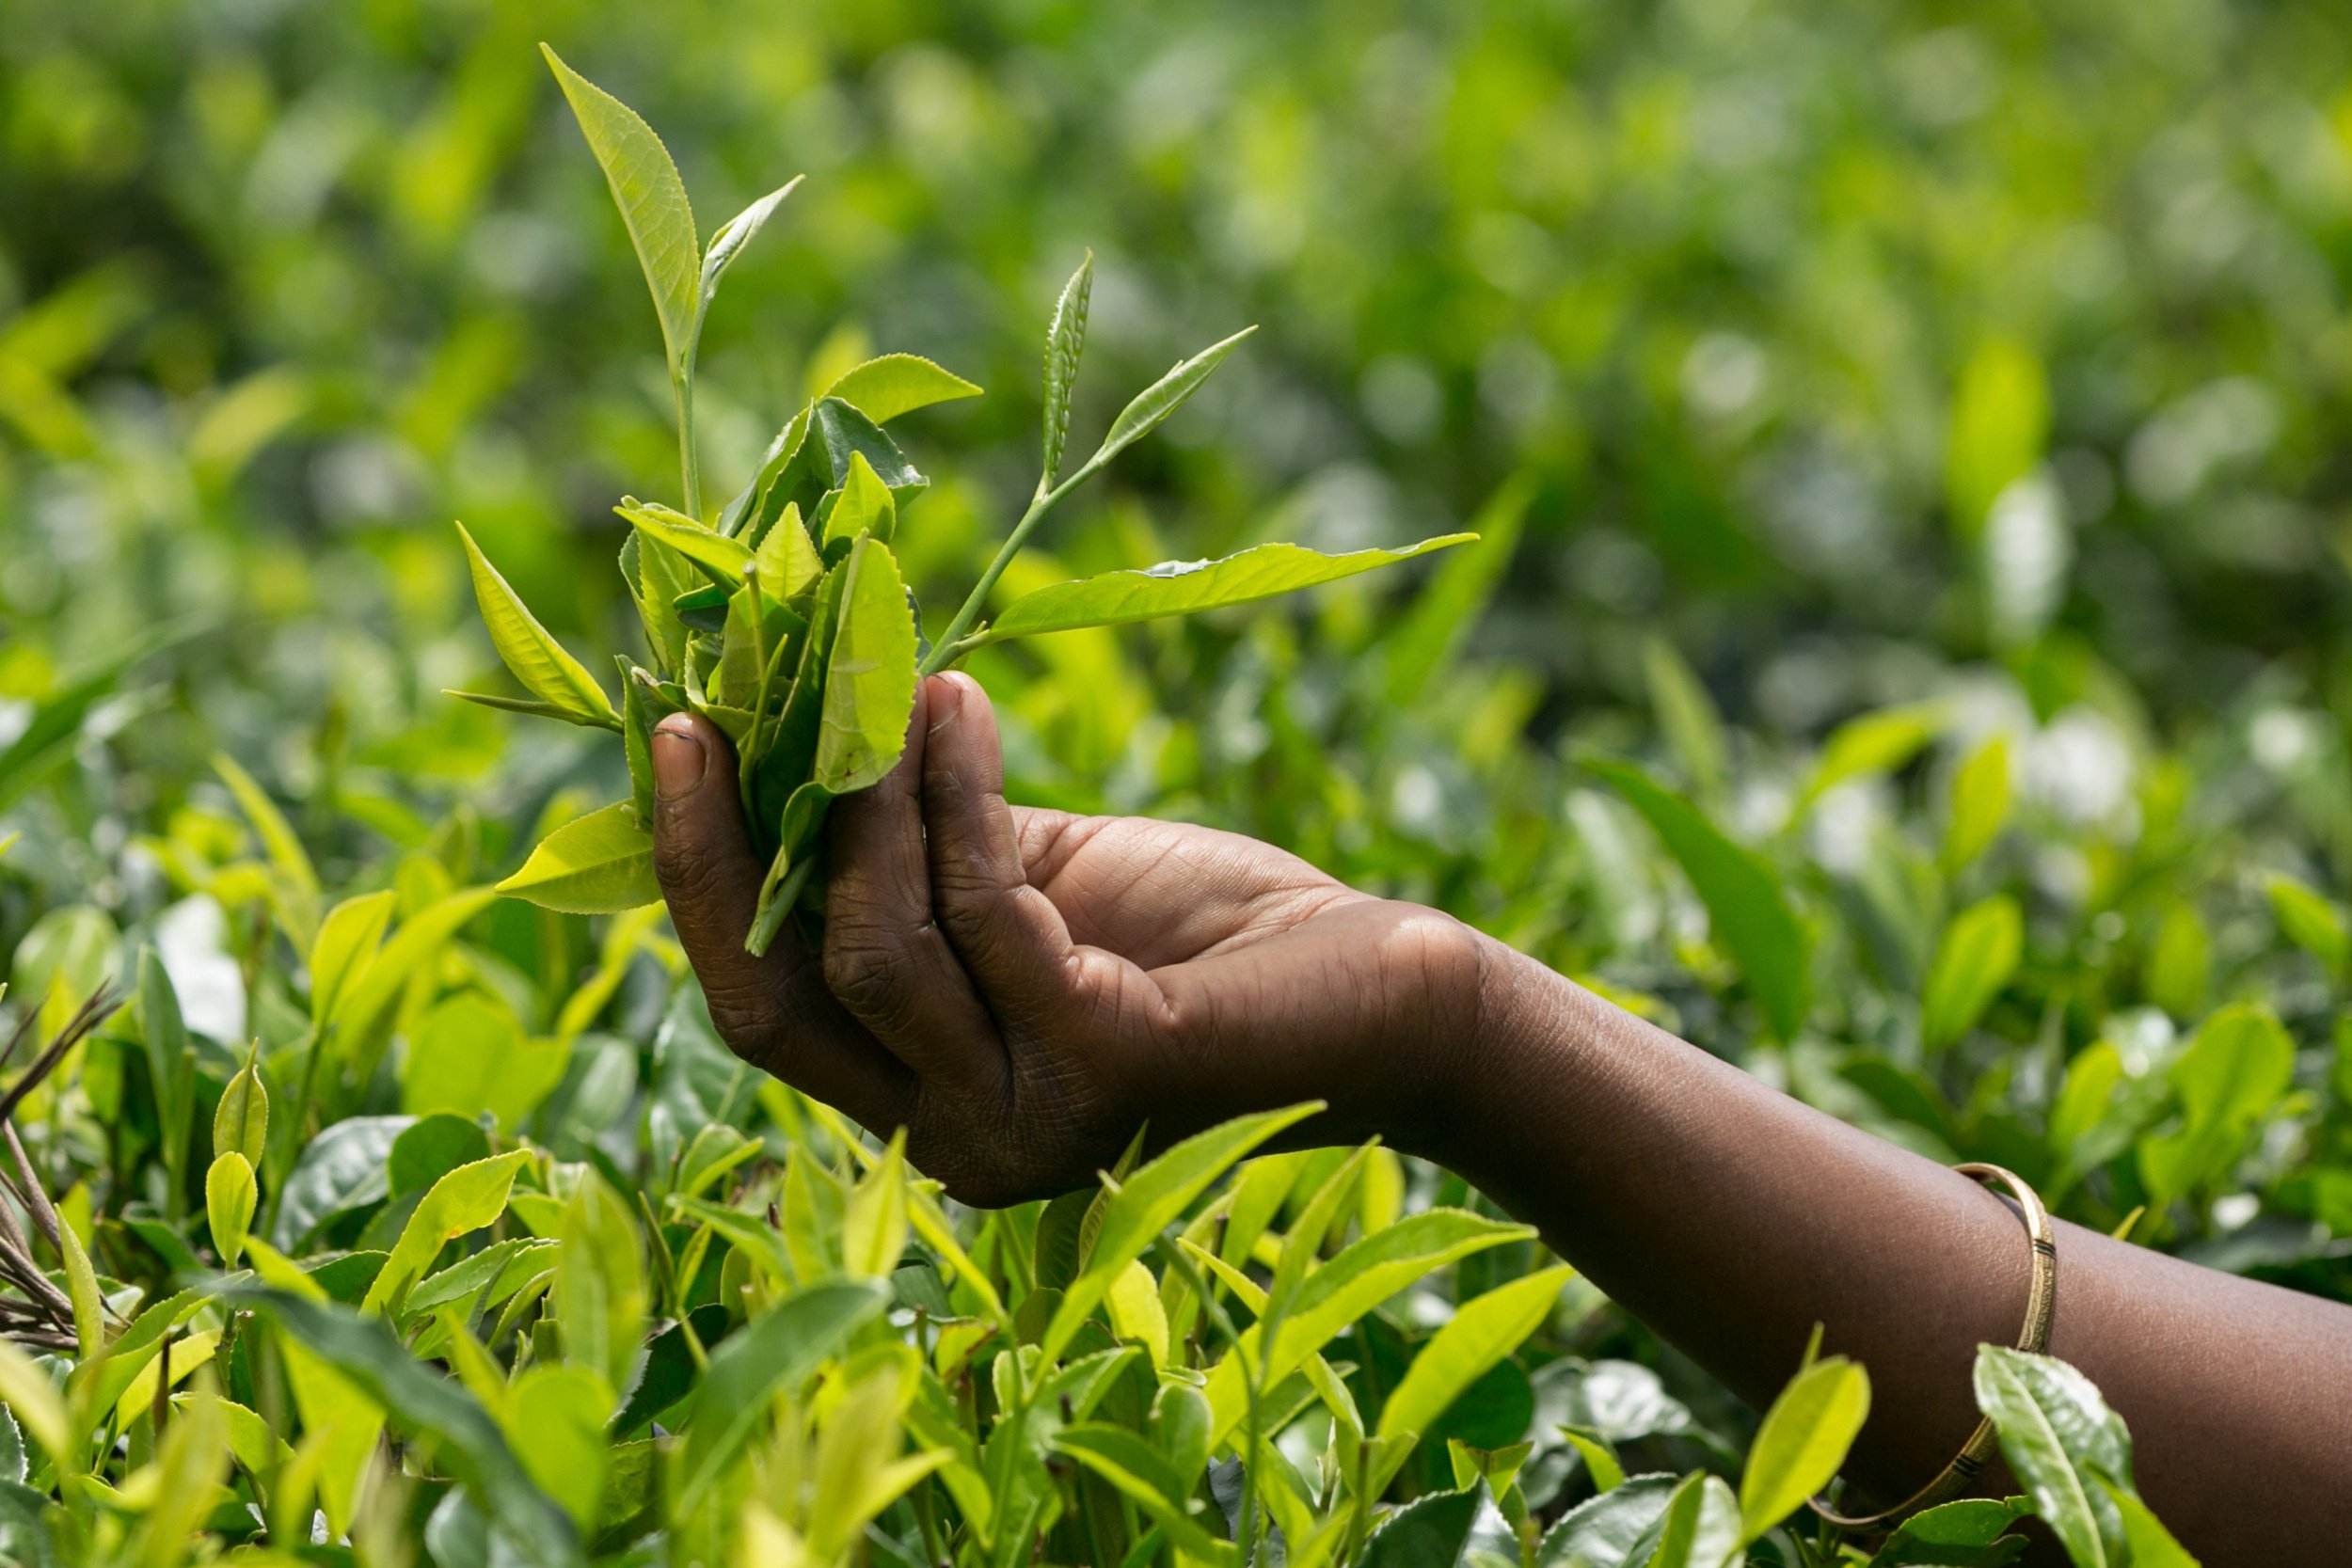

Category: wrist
[1359, 911, 1543, 1167]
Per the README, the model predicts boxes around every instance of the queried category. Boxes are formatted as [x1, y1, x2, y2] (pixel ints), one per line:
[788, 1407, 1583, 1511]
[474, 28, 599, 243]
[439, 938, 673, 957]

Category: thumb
[648, 711, 914, 1128]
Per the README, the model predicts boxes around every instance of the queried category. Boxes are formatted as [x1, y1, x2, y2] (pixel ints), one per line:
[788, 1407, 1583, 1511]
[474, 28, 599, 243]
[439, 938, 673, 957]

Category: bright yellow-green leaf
[2268, 874, 2348, 972]
[820, 450, 898, 551]
[309, 890, 394, 1027]
[206, 1152, 257, 1266]
[1588, 758, 1812, 1041]
[329, 887, 497, 1048]
[973, 535, 1474, 649]
[618, 499, 753, 583]
[842, 1129, 909, 1280]
[542, 45, 699, 371]
[57, 1220, 102, 1361]
[1805, 702, 1947, 806]
[113, 1329, 220, 1431]
[1104, 1259, 1170, 1369]
[214, 752, 321, 948]
[1739, 1354, 1871, 1542]
[1921, 895, 2022, 1050]
[1375, 1265, 1570, 1448]
[753, 500, 822, 604]
[453, 521, 617, 728]
[1089, 325, 1255, 469]
[1041, 253, 1091, 483]
[503, 1364, 611, 1531]
[215, 1038, 268, 1169]
[0, 1338, 69, 1469]
[401, 993, 569, 1132]
[361, 1149, 531, 1315]
[1945, 734, 2012, 873]
[823, 353, 982, 426]
[556, 1170, 646, 1400]
[814, 536, 919, 794]
[495, 800, 659, 914]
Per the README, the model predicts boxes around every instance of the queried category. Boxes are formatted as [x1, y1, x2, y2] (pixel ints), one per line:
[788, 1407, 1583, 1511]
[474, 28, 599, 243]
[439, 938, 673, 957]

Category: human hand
[648, 672, 1487, 1206]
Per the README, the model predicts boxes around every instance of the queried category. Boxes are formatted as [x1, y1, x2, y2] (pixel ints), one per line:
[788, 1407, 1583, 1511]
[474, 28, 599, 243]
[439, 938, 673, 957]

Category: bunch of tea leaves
[453, 48, 1470, 953]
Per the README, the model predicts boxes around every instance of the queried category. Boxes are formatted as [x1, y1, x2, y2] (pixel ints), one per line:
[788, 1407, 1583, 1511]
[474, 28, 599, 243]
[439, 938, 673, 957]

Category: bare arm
[648, 673, 2352, 1563]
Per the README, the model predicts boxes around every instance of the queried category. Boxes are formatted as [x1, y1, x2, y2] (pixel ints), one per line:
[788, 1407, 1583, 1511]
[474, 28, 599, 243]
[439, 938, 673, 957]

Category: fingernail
[925, 673, 962, 733]
[652, 721, 705, 801]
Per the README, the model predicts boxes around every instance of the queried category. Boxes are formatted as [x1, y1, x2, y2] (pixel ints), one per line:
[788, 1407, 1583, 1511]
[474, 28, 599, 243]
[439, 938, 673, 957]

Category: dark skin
[649, 674, 2352, 1563]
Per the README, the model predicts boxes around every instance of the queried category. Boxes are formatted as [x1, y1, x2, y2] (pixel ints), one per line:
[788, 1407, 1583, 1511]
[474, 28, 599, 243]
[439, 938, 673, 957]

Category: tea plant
[458, 49, 1468, 953]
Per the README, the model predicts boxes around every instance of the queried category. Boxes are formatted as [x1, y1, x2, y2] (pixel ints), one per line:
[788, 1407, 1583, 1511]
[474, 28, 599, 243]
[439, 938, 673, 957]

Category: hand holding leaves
[459, 54, 1474, 948]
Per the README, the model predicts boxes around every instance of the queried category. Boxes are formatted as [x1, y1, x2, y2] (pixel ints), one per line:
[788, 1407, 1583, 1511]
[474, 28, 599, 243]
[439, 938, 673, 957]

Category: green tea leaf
[361, 1150, 531, 1315]
[309, 890, 394, 1027]
[1088, 325, 1255, 470]
[1376, 1266, 1569, 1448]
[1804, 702, 1946, 806]
[1044, 1101, 1321, 1365]
[2267, 874, 2348, 972]
[402, 994, 568, 1132]
[232, 1286, 582, 1568]
[1051, 1424, 1237, 1566]
[205, 1151, 257, 1266]
[824, 353, 982, 426]
[1944, 735, 2012, 873]
[1867, 1497, 2030, 1566]
[214, 751, 321, 948]
[542, 45, 698, 373]
[810, 398, 929, 509]
[752, 500, 822, 605]
[1971, 1347, 2130, 1568]
[56, 1222, 101, 1363]
[215, 1038, 267, 1169]
[0, 1342, 68, 1476]
[813, 536, 919, 794]
[453, 522, 618, 729]
[1041, 252, 1092, 484]
[2100, 1481, 2200, 1568]
[971, 535, 1474, 650]
[1534, 1475, 1678, 1565]
[1738, 1354, 1870, 1543]
[1644, 634, 1728, 804]
[1640, 1471, 1741, 1568]
[495, 801, 659, 914]
[819, 450, 899, 552]
[697, 180, 802, 336]
[843, 1129, 909, 1280]
[332, 888, 498, 1050]
[2138, 1002, 2294, 1201]
[617, 499, 753, 584]
[1587, 758, 1811, 1041]
[1384, 474, 1534, 709]
[1358, 1483, 1483, 1568]
[555, 1171, 645, 1408]
[674, 1279, 887, 1510]
[1921, 895, 2022, 1051]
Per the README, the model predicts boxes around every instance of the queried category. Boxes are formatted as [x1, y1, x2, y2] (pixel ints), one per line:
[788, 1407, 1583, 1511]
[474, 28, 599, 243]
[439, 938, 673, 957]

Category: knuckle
[821, 925, 918, 1029]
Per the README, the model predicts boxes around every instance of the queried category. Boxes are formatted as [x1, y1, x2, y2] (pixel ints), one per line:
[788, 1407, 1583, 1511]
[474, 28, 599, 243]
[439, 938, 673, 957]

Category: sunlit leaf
[543, 45, 698, 373]
[1921, 895, 2022, 1051]
[824, 353, 982, 426]
[1738, 1354, 1870, 1543]
[1041, 252, 1091, 484]
[813, 535, 918, 794]
[1087, 325, 1255, 470]
[967, 535, 1473, 652]
[453, 522, 618, 729]
[205, 1151, 257, 1266]
[496, 801, 659, 913]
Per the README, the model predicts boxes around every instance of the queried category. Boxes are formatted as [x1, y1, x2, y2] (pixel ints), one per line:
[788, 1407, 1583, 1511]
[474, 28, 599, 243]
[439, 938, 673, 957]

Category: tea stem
[674, 364, 703, 521]
[921, 453, 1106, 674]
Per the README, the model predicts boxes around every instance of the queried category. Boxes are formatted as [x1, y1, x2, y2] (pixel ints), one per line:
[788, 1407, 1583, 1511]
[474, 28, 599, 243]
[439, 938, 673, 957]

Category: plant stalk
[921, 454, 1106, 675]
[675, 361, 703, 521]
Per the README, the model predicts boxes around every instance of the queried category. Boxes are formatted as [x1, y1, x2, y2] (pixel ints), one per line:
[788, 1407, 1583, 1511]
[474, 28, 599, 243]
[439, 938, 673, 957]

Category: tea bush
[2, 1, 2349, 1565]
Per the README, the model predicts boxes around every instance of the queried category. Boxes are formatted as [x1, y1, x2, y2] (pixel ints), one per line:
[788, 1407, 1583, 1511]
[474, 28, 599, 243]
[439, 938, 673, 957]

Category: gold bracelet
[1808, 1161, 2058, 1533]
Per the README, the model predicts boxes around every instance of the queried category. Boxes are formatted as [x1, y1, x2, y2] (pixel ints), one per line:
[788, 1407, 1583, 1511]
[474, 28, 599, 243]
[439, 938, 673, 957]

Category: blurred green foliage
[0, 0, 2349, 1559]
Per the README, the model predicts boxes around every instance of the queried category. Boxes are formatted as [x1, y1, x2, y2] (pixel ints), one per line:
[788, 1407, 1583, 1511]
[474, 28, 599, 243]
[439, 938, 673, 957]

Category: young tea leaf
[697, 179, 803, 336]
[361, 1150, 532, 1316]
[542, 45, 698, 373]
[495, 801, 660, 914]
[824, 353, 983, 426]
[1921, 895, 2023, 1051]
[206, 1151, 258, 1266]
[1971, 1347, 2132, 1568]
[1087, 325, 1255, 471]
[673, 1280, 888, 1510]
[215, 1038, 268, 1169]
[963, 535, 1474, 653]
[812, 536, 919, 794]
[1041, 251, 1092, 484]
[1738, 1354, 1870, 1543]
[617, 500, 754, 585]
[453, 522, 619, 730]
[1586, 758, 1812, 1041]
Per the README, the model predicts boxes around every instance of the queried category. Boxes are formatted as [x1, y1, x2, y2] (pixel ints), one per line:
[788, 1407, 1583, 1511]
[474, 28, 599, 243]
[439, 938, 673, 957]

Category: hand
[648, 672, 1487, 1206]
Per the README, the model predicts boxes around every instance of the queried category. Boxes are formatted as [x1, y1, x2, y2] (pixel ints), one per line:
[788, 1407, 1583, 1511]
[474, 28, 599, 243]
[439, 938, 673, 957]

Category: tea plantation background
[0, 0, 2349, 1563]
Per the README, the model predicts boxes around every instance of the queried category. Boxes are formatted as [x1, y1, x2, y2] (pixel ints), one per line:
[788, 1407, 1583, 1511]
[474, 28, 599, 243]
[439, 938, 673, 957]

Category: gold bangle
[1808, 1161, 2058, 1533]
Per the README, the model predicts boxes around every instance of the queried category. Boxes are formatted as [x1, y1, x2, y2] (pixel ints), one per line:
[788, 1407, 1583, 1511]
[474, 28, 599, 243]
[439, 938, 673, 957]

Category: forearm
[1396, 937, 2352, 1561]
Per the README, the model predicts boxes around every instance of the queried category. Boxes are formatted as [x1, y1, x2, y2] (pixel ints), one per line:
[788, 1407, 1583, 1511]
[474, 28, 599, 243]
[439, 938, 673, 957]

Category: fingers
[649, 711, 914, 1129]
[919, 673, 1100, 1030]
[821, 682, 1009, 1096]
